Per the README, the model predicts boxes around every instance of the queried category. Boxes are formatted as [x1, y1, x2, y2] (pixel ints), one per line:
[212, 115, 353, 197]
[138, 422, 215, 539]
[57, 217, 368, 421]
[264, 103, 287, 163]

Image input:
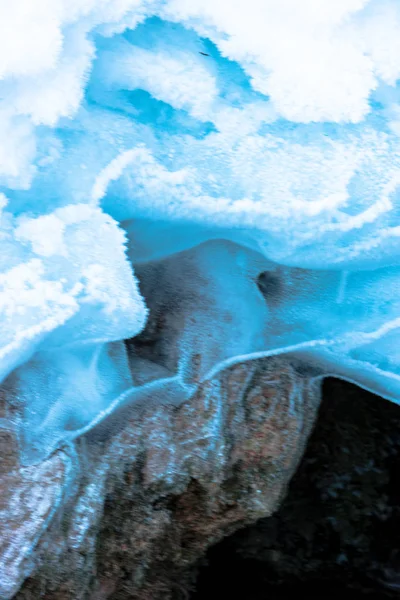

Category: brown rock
[3, 356, 320, 600]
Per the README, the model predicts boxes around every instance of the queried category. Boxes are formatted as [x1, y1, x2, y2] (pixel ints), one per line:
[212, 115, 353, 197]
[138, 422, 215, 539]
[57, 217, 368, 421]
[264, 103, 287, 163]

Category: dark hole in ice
[256, 270, 282, 302]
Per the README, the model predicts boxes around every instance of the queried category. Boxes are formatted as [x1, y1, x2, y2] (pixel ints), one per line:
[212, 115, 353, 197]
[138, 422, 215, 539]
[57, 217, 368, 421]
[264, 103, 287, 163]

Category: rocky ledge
[0, 357, 320, 600]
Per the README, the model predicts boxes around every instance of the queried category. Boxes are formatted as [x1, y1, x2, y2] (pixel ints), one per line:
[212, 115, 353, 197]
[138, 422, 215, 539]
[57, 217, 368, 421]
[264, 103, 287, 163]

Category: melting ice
[1, 0, 400, 464]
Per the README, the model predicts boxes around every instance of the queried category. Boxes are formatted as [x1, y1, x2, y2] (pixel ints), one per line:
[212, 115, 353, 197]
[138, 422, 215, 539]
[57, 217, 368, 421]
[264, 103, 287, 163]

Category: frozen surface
[1, 0, 400, 463]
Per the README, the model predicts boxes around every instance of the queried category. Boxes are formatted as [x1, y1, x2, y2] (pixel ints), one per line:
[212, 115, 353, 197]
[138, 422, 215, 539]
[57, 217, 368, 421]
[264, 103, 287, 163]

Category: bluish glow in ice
[1, 0, 400, 464]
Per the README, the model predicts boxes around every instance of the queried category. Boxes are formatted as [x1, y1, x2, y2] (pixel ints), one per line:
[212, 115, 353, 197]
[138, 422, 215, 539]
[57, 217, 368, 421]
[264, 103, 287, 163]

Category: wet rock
[0, 433, 72, 600]
[1, 357, 320, 600]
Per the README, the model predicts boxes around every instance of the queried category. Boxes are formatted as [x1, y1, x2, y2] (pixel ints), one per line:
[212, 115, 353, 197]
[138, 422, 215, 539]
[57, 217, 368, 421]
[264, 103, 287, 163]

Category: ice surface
[1, 0, 400, 463]
[0, 201, 147, 462]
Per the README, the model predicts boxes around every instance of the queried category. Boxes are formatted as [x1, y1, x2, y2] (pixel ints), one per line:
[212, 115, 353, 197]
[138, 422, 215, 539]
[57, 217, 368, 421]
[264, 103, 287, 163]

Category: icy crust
[0, 203, 146, 377]
[130, 242, 400, 406]
[0, 202, 147, 463]
[1, 1, 400, 463]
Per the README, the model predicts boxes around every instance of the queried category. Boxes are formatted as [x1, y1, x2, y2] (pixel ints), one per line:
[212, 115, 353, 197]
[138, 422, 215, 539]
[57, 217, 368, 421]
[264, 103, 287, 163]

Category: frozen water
[1, 0, 400, 463]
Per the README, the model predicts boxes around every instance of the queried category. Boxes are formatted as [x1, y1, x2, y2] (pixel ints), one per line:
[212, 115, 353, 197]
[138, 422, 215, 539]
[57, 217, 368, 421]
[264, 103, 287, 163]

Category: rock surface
[0, 357, 321, 600]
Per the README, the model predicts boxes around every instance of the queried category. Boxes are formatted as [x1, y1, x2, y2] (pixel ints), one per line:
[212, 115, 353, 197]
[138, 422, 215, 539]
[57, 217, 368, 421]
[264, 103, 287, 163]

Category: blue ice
[1, 1, 400, 464]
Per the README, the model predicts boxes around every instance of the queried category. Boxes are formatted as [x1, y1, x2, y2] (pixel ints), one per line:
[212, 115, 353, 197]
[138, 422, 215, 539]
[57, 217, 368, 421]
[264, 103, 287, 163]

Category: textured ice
[0, 202, 147, 462]
[1, 0, 400, 464]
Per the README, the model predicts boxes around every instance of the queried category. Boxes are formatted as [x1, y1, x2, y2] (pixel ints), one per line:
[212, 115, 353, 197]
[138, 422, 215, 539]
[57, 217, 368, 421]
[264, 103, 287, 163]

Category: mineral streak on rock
[6, 356, 320, 600]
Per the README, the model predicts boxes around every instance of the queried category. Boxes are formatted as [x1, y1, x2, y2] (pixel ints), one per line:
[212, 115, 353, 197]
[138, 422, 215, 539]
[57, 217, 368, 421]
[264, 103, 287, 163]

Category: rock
[0, 357, 321, 600]
[0, 429, 72, 600]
